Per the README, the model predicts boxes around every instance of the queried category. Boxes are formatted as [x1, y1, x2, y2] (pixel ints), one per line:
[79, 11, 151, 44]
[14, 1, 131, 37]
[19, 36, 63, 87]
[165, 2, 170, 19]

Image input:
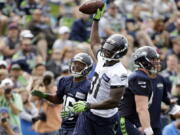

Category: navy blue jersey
[118, 70, 152, 126]
[56, 76, 91, 128]
[149, 74, 170, 128]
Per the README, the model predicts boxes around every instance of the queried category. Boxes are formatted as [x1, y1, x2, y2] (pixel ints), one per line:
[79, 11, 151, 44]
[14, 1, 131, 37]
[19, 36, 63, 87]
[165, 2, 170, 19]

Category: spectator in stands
[154, 0, 177, 19]
[0, 13, 8, 36]
[130, 4, 154, 47]
[37, 0, 50, 16]
[0, 69, 8, 83]
[46, 49, 62, 78]
[20, 0, 38, 15]
[1, 23, 20, 59]
[0, 107, 19, 135]
[32, 71, 61, 135]
[163, 107, 180, 135]
[19, 29, 34, 40]
[99, 2, 126, 40]
[161, 54, 179, 93]
[32, 63, 46, 78]
[52, 26, 74, 50]
[28, 9, 55, 44]
[12, 38, 37, 73]
[60, 46, 75, 66]
[166, 37, 180, 59]
[19, 90, 38, 135]
[167, 11, 180, 33]
[69, 13, 91, 42]
[0, 78, 23, 134]
[27, 63, 46, 92]
[28, 9, 55, 60]
[0, 61, 8, 70]
[151, 18, 169, 48]
[10, 64, 29, 89]
[172, 81, 180, 105]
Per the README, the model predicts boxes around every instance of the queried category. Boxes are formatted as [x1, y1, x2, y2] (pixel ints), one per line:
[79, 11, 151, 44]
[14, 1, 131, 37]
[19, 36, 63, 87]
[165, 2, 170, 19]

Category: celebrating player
[72, 6, 129, 135]
[31, 52, 93, 135]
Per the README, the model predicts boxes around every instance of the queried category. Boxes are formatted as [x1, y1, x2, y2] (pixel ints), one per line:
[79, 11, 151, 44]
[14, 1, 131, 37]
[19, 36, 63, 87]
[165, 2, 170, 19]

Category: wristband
[93, 18, 100, 22]
[144, 127, 154, 135]
[43, 93, 48, 99]
[86, 102, 91, 110]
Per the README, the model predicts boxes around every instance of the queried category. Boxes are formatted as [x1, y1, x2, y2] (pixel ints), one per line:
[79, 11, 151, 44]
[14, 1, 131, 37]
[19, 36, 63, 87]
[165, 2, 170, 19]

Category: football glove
[93, 4, 106, 21]
[31, 90, 48, 99]
[73, 101, 90, 113]
[61, 106, 75, 119]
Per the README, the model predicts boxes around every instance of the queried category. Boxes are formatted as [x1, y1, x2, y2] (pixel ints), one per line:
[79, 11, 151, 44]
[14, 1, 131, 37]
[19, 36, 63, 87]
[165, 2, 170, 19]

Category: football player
[117, 46, 172, 135]
[72, 6, 129, 135]
[31, 52, 93, 135]
[146, 57, 171, 135]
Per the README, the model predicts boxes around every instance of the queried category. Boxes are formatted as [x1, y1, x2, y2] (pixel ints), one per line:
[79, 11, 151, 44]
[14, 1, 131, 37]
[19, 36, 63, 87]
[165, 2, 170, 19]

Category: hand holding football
[79, 0, 104, 14]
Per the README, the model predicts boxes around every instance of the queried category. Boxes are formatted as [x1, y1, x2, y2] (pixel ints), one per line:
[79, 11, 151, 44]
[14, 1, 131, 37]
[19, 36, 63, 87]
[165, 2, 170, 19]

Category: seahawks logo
[120, 74, 127, 81]
[157, 83, 164, 89]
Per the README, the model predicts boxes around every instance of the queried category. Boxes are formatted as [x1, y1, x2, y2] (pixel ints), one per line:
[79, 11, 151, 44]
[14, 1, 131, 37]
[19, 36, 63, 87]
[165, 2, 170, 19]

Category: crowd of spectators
[0, 0, 179, 135]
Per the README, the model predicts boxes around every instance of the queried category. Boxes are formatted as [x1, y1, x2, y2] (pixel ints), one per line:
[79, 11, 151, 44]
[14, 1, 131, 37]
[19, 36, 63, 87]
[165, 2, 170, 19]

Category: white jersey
[87, 54, 128, 118]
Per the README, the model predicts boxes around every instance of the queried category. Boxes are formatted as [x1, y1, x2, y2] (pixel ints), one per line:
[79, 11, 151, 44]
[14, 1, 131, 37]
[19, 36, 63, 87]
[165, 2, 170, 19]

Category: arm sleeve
[129, 77, 151, 96]
[110, 73, 128, 87]
[56, 77, 65, 99]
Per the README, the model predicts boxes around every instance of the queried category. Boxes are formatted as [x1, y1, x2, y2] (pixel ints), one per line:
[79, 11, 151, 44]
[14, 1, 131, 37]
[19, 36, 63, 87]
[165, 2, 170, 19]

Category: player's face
[150, 58, 161, 73]
[71, 61, 86, 73]
[102, 48, 114, 58]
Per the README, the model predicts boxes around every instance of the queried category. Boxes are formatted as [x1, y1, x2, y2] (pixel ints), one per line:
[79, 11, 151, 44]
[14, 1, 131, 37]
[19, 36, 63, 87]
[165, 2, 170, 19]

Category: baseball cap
[58, 26, 70, 34]
[8, 23, 18, 30]
[20, 30, 34, 39]
[0, 78, 14, 88]
[169, 105, 180, 115]
[0, 60, 8, 68]
[0, 107, 9, 113]
[43, 71, 54, 78]
[11, 64, 21, 70]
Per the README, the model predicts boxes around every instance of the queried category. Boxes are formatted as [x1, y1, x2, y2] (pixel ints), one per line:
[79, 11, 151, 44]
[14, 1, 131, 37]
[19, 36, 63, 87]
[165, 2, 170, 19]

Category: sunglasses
[0, 65, 6, 69]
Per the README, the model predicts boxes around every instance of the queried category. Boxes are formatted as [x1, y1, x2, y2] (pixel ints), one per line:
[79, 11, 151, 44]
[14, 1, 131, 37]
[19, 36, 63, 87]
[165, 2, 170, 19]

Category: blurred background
[0, 0, 179, 135]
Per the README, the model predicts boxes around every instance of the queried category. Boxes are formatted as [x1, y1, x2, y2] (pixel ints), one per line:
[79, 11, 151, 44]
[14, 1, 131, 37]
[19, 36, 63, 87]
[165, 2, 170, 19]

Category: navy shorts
[115, 117, 143, 135]
[73, 111, 117, 135]
[59, 127, 74, 135]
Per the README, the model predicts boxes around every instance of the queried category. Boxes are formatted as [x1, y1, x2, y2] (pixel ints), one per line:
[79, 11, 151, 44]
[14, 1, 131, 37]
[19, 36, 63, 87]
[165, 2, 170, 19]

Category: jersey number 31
[89, 72, 101, 98]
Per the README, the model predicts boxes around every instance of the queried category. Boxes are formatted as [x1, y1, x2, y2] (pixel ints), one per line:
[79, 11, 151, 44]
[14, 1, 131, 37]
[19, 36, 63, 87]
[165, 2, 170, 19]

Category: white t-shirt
[52, 39, 74, 50]
[87, 54, 128, 118]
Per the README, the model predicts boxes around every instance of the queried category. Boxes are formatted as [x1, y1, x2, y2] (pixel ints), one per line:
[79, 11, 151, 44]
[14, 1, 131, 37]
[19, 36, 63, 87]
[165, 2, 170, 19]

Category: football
[79, 0, 104, 15]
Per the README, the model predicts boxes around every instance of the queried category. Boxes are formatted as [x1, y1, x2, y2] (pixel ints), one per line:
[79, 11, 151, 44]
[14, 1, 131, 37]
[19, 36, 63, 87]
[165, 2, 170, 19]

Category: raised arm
[90, 21, 101, 49]
[90, 6, 106, 61]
